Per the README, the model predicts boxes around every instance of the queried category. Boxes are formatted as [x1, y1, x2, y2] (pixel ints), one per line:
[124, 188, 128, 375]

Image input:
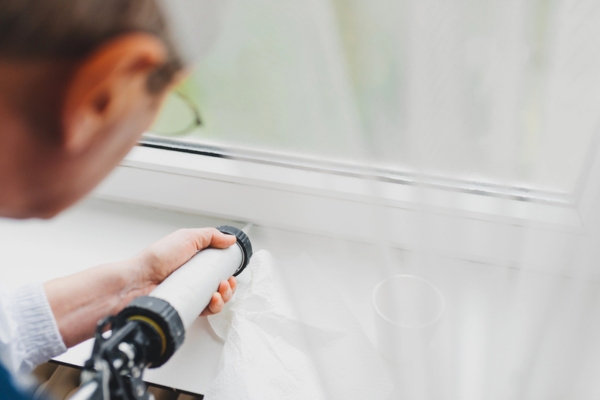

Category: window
[147, 0, 600, 197]
[95, 0, 600, 269]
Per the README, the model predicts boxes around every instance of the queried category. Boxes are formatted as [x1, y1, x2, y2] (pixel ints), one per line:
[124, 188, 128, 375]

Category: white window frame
[92, 134, 600, 274]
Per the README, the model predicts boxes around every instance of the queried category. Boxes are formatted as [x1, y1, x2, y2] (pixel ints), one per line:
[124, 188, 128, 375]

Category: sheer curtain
[151, 1, 600, 398]
[155, 0, 600, 192]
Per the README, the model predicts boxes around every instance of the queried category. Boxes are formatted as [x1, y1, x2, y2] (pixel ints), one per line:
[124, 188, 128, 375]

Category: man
[0, 1, 236, 398]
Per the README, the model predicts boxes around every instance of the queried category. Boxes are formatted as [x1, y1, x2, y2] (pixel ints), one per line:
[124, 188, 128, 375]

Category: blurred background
[117, 0, 600, 398]
[150, 0, 600, 196]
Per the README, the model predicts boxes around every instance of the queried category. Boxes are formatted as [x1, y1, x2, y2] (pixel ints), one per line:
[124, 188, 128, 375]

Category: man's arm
[44, 228, 237, 348]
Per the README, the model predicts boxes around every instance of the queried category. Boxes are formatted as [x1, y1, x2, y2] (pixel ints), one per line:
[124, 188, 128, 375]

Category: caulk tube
[118, 225, 252, 367]
[150, 244, 241, 328]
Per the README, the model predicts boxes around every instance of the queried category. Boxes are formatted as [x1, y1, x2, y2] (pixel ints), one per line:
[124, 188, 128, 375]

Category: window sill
[93, 145, 585, 272]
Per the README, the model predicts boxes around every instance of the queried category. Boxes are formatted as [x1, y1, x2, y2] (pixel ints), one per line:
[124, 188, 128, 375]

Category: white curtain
[153, 1, 600, 398]
[155, 0, 600, 192]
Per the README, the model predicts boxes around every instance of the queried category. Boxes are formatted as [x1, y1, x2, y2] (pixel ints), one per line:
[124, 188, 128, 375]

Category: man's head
[0, 0, 185, 218]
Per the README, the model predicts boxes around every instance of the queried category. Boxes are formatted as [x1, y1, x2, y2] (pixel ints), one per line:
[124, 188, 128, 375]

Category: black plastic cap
[216, 225, 253, 276]
[119, 296, 185, 368]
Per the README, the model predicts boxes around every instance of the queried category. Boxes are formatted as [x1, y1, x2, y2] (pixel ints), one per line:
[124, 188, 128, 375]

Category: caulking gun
[70, 225, 253, 400]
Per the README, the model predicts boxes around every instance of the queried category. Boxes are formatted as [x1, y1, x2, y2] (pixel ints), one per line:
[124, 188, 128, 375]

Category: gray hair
[0, 0, 183, 92]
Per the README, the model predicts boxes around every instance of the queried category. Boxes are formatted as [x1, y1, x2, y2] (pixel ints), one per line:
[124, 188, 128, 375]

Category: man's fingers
[201, 277, 237, 316]
[140, 228, 236, 275]
[228, 276, 237, 294]
[185, 228, 237, 251]
[207, 229, 238, 249]
[219, 280, 233, 303]
[201, 292, 223, 316]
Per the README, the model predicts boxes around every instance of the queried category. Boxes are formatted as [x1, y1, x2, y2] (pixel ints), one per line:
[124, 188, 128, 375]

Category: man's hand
[45, 228, 239, 348]
[135, 228, 238, 315]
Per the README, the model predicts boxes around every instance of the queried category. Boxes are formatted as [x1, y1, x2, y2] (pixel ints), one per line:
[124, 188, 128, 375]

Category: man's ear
[62, 33, 168, 154]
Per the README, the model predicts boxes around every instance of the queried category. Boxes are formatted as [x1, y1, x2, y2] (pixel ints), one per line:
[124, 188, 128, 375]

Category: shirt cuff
[8, 283, 67, 374]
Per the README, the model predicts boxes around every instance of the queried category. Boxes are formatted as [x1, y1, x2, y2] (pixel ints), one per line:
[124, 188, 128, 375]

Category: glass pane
[150, 0, 600, 193]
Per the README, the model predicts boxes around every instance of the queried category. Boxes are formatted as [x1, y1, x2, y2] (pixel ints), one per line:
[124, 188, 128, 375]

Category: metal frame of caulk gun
[70, 225, 253, 400]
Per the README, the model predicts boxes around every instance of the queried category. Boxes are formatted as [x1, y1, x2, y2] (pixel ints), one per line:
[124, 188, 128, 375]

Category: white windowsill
[114, 146, 581, 228]
[92, 145, 586, 273]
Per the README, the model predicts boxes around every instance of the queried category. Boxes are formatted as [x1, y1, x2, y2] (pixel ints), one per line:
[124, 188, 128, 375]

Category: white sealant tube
[149, 243, 243, 329]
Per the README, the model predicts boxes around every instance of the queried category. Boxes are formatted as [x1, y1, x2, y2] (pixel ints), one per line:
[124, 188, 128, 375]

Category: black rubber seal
[216, 225, 253, 276]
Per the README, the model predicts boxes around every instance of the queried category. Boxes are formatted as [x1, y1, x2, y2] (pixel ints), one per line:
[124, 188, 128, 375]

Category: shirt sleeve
[0, 283, 66, 375]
